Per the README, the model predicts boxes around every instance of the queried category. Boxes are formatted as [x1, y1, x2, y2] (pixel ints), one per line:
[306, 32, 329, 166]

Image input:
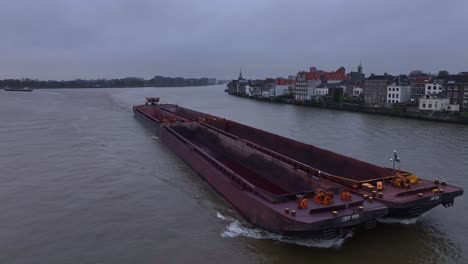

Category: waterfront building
[271, 78, 294, 97]
[410, 76, 431, 103]
[294, 66, 346, 101]
[294, 72, 309, 101]
[353, 87, 364, 96]
[424, 78, 444, 95]
[314, 83, 343, 97]
[345, 63, 365, 95]
[387, 75, 411, 104]
[247, 78, 273, 97]
[315, 85, 329, 96]
[245, 85, 254, 96]
[443, 74, 468, 112]
[236, 69, 248, 94]
[328, 86, 344, 99]
[419, 94, 458, 112]
[364, 73, 394, 105]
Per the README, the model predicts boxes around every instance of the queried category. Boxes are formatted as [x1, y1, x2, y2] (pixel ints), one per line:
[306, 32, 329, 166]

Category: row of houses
[227, 65, 468, 112]
[292, 64, 368, 102]
[290, 64, 468, 112]
[294, 66, 349, 100]
[364, 73, 468, 112]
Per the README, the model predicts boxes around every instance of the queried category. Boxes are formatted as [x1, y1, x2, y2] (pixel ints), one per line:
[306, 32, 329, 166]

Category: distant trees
[408, 70, 432, 78]
[0, 76, 214, 88]
[437, 70, 450, 77]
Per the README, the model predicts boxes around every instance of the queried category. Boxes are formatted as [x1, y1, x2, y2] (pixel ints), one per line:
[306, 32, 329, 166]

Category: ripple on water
[377, 217, 419, 225]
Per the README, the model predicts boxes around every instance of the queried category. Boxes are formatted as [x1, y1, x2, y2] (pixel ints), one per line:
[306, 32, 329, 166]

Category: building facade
[294, 72, 308, 101]
[425, 79, 443, 95]
[353, 87, 364, 96]
[364, 74, 394, 105]
[387, 75, 411, 104]
[419, 95, 449, 111]
[271, 78, 294, 97]
[315, 86, 328, 96]
[443, 74, 468, 112]
[294, 66, 347, 101]
[410, 76, 431, 103]
[236, 70, 248, 94]
[345, 63, 365, 95]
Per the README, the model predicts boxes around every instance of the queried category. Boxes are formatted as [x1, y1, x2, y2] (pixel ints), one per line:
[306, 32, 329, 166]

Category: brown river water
[0, 85, 467, 264]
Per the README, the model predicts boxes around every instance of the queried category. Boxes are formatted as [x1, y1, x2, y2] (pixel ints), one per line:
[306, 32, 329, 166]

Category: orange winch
[313, 189, 334, 206]
[297, 196, 308, 209]
[340, 189, 352, 201]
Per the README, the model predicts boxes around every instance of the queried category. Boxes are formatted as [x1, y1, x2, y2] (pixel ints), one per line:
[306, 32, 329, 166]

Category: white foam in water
[216, 212, 227, 220]
[377, 217, 419, 224]
[216, 212, 352, 248]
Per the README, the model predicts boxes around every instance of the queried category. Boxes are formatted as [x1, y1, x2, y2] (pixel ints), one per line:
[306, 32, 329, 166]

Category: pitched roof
[348, 71, 365, 80]
[302, 67, 347, 81]
[414, 76, 432, 84]
[366, 74, 394, 81]
[275, 78, 294, 85]
[444, 74, 468, 84]
[391, 75, 411, 85]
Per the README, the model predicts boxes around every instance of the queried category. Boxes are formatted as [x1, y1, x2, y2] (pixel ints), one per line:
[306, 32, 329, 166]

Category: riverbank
[0, 76, 217, 89]
[227, 92, 468, 125]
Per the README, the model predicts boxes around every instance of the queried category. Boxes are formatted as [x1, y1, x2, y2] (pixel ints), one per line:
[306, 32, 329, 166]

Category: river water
[0, 85, 467, 264]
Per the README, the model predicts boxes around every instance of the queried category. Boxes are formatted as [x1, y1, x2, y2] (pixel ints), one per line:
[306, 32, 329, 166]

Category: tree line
[0, 76, 215, 88]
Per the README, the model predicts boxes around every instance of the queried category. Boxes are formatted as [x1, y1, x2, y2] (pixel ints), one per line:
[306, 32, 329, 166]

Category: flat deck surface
[136, 105, 189, 122]
[158, 105, 463, 206]
[360, 179, 463, 203]
[188, 133, 387, 224]
[186, 135, 289, 195]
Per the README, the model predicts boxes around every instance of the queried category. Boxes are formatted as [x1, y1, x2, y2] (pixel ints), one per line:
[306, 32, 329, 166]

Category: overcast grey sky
[1, 0, 467, 80]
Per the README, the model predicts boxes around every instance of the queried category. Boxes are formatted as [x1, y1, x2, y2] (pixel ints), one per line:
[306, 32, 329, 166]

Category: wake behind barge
[134, 99, 388, 238]
[156, 103, 464, 219]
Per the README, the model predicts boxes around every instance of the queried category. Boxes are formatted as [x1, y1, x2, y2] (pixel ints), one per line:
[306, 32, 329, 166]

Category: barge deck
[159, 104, 464, 218]
[133, 103, 389, 237]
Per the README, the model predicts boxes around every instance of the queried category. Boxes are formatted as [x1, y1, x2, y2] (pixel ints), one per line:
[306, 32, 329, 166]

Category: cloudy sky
[0, 0, 467, 80]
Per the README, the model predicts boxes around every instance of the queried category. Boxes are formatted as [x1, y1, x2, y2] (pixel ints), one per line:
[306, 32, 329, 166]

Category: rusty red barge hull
[158, 104, 464, 218]
[133, 104, 388, 238]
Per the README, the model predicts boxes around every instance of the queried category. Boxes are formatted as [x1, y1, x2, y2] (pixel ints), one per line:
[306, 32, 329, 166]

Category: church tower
[238, 68, 244, 80]
[358, 62, 363, 74]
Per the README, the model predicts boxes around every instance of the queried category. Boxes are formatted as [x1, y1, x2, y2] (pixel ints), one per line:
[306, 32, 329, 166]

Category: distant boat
[4, 86, 33, 92]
